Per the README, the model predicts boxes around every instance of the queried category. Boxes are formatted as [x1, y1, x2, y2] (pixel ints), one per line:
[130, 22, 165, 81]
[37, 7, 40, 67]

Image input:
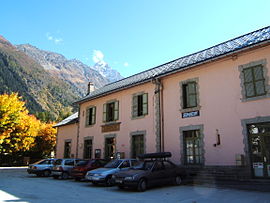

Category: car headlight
[124, 176, 134, 180]
[94, 174, 102, 177]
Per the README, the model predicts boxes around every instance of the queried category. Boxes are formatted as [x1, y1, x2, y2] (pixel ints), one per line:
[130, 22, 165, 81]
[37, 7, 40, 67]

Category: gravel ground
[0, 168, 270, 203]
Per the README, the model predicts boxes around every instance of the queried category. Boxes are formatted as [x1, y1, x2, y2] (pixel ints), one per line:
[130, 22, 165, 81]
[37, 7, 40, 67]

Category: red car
[70, 159, 108, 181]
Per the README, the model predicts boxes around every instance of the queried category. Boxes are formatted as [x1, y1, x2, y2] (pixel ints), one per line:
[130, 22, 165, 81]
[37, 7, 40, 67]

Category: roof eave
[156, 39, 270, 79]
[74, 78, 153, 104]
[75, 39, 270, 105]
[53, 119, 78, 128]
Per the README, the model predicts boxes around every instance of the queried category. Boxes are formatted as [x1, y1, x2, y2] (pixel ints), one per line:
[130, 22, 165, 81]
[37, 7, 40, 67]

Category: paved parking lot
[1, 168, 270, 203]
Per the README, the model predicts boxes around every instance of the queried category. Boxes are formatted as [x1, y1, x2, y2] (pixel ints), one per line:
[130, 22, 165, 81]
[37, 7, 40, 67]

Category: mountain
[0, 36, 79, 118]
[0, 35, 124, 119]
[16, 44, 110, 97]
[93, 61, 123, 82]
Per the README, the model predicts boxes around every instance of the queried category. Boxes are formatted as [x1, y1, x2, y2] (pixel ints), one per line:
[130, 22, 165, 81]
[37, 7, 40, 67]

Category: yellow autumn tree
[0, 93, 40, 154]
[31, 122, 57, 157]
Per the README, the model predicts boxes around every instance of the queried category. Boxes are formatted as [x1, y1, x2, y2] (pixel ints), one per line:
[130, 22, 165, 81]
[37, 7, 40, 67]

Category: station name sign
[182, 110, 200, 118]
[101, 122, 121, 133]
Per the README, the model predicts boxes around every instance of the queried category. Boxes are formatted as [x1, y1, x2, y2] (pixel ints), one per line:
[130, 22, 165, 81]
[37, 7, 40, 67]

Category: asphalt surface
[0, 168, 270, 203]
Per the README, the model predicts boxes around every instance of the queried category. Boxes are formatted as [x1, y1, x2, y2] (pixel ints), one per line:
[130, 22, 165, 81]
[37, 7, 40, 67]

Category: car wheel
[105, 176, 113, 187]
[137, 179, 147, 192]
[118, 185, 125, 190]
[43, 170, 51, 177]
[61, 172, 69, 180]
[174, 176, 182, 185]
[53, 175, 59, 179]
[92, 182, 98, 186]
[75, 177, 81, 181]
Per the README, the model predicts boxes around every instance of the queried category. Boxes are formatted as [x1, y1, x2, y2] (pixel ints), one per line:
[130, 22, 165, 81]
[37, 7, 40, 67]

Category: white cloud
[92, 50, 107, 65]
[123, 62, 129, 67]
[54, 38, 63, 44]
[92, 50, 104, 63]
[46, 32, 63, 44]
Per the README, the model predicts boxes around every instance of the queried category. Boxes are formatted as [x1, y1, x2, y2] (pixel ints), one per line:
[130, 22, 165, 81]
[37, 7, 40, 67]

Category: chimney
[87, 82, 95, 95]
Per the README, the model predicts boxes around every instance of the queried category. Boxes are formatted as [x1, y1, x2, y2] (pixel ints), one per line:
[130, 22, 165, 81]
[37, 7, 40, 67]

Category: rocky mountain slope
[0, 35, 124, 119]
[93, 61, 123, 82]
[0, 36, 79, 117]
[16, 44, 111, 97]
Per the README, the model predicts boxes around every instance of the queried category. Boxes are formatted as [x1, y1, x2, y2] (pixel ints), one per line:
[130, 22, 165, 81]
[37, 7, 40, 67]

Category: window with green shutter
[85, 106, 96, 126]
[103, 100, 119, 122]
[243, 65, 266, 98]
[182, 82, 197, 109]
[132, 93, 148, 118]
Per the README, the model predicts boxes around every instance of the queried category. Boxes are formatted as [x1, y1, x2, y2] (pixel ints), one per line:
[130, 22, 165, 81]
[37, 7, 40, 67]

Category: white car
[27, 159, 56, 177]
[85, 159, 139, 186]
[51, 158, 81, 179]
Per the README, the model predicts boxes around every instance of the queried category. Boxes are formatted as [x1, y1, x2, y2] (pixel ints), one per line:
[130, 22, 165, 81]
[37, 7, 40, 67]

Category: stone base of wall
[180, 165, 270, 192]
[181, 165, 252, 181]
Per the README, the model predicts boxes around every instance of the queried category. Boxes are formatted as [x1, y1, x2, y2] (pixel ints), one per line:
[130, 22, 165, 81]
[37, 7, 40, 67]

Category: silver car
[51, 158, 81, 179]
[85, 159, 139, 186]
[27, 159, 56, 177]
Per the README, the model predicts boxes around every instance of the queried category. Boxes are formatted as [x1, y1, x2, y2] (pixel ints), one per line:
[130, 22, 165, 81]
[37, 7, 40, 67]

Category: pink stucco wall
[78, 82, 156, 159]
[162, 45, 270, 165]
[56, 44, 270, 166]
[56, 123, 78, 158]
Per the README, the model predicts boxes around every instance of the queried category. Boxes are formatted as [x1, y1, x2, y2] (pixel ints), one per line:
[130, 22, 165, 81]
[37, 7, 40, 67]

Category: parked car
[27, 158, 56, 177]
[113, 152, 187, 192]
[85, 158, 139, 186]
[51, 158, 81, 179]
[70, 159, 108, 181]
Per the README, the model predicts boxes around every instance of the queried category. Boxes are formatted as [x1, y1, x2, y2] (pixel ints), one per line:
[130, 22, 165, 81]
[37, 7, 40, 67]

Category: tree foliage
[0, 93, 56, 158]
[31, 123, 57, 157]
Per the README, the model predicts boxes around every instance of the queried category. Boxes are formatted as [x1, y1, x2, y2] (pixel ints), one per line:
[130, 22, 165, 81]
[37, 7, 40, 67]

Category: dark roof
[54, 112, 78, 127]
[77, 26, 270, 104]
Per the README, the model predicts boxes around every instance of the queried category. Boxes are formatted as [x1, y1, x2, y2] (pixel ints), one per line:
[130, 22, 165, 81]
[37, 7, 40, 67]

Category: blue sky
[1, 0, 270, 77]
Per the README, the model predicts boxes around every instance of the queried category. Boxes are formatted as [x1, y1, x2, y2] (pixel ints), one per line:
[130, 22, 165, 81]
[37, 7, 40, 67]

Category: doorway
[131, 134, 144, 158]
[105, 137, 116, 160]
[83, 139, 92, 159]
[248, 122, 270, 178]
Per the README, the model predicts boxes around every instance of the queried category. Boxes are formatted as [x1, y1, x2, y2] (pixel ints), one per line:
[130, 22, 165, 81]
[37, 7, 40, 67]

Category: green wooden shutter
[142, 93, 148, 115]
[132, 95, 138, 117]
[114, 100, 119, 121]
[243, 68, 255, 97]
[92, 107, 96, 125]
[85, 108, 90, 126]
[103, 103, 107, 122]
[254, 66, 266, 96]
[187, 82, 197, 108]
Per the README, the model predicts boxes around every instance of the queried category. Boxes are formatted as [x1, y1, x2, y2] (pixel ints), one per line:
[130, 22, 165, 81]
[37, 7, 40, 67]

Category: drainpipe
[55, 128, 59, 158]
[152, 78, 164, 152]
[75, 106, 81, 158]
[160, 80, 164, 152]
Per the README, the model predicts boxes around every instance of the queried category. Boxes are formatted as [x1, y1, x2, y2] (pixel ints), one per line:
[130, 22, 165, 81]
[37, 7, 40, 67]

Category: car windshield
[104, 160, 122, 168]
[132, 161, 154, 170]
[54, 159, 62, 165]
